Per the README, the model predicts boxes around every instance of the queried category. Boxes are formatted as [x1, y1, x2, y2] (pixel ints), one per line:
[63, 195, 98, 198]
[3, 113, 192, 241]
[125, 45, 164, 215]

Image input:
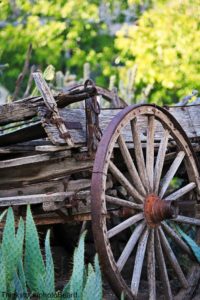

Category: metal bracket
[84, 79, 102, 156]
[33, 72, 74, 147]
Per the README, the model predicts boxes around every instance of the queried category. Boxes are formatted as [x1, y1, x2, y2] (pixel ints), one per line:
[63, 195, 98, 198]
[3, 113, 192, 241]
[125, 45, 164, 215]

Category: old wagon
[0, 73, 200, 299]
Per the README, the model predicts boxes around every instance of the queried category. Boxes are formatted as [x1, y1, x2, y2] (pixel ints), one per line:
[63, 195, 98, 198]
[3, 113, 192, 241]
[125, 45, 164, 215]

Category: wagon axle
[144, 194, 178, 227]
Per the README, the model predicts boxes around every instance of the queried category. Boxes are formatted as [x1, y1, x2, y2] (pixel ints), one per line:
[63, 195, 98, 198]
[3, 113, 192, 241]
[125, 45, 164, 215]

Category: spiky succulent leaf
[175, 224, 200, 262]
[82, 264, 97, 300]
[14, 272, 26, 300]
[70, 231, 86, 299]
[24, 206, 45, 292]
[0, 209, 7, 222]
[18, 259, 28, 296]
[0, 250, 7, 295]
[36, 274, 46, 299]
[2, 207, 17, 288]
[16, 218, 24, 261]
[44, 230, 55, 294]
[94, 255, 102, 300]
[62, 281, 71, 299]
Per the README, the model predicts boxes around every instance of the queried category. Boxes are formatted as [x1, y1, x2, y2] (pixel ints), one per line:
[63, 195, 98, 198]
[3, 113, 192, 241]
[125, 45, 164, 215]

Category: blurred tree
[0, 0, 199, 104]
[0, 0, 130, 92]
[115, 0, 200, 104]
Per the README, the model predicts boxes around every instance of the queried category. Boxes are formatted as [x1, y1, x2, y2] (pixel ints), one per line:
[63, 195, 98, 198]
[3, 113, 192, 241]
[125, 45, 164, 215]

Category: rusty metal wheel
[91, 104, 200, 299]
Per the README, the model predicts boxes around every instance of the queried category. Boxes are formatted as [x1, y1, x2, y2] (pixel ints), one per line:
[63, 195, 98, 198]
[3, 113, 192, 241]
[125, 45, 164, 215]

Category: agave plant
[0, 207, 102, 300]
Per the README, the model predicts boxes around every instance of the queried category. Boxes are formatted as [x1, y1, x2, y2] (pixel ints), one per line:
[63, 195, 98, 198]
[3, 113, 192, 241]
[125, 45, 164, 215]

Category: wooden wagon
[0, 73, 200, 299]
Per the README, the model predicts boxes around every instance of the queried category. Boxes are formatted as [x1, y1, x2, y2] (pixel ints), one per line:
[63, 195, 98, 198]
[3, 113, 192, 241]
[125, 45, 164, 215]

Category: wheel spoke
[109, 161, 144, 203]
[131, 227, 149, 297]
[117, 134, 146, 196]
[131, 118, 149, 191]
[155, 229, 173, 300]
[147, 229, 156, 300]
[159, 151, 185, 198]
[117, 221, 146, 272]
[165, 182, 196, 200]
[146, 116, 155, 191]
[154, 129, 169, 194]
[159, 228, 188, 288]
[161, 222, 193, 257]
[107, 212, 144, 239]
[173, 215, 200, 226]
[106, 195, 143, 210]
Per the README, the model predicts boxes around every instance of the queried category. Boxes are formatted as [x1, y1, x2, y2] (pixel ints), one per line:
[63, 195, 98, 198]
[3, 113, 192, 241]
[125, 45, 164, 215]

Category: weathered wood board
[1, 105, 200, 147]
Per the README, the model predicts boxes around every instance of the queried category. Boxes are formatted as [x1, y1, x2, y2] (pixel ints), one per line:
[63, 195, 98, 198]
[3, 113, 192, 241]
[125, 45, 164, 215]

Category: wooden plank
[0, 178, 91, 198]
[0, 150, 71, 168]
[0, 85, 97, 126]
[0, 192, 74, 206]
[0, 178, 67, 197]
[0, 212, 93, 228]
[0, 156, 93, 188]
[1, 105, 200, 147]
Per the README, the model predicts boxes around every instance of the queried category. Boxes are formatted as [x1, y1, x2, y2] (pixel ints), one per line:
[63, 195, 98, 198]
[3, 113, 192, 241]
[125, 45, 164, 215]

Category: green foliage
[24, 205, 45, 292]
[174, 224, 200, 263]
[116, 0, 200, 104]
[1, 0, 197, 104]
[0, 206, 103, 299]
[0, 0, 122, 91]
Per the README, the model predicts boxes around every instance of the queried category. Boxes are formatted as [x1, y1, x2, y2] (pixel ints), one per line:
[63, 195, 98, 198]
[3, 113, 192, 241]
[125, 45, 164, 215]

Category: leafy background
[0, 0, 200, 104]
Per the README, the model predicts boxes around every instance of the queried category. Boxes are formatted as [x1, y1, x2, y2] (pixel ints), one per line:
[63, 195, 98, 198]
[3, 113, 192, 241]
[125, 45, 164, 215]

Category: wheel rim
[91, 104, 200, 299]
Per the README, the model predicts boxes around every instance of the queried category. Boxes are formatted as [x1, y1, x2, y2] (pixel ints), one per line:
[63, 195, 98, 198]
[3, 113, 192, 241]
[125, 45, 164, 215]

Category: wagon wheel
[91, 104, 200, 299]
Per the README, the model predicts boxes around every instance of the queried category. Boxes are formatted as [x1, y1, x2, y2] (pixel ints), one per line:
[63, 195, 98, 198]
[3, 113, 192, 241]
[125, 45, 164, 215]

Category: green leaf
[16, 218, 24, 261]
[24, 205, 45, 292]
[174, 224, 200, 263]
[94, 255, 102, 300]
[43, 65, 55, 81]
[2, 207, 17, 288]
[17, 259, 28, 296]
[62, 281, 71, 299]
[70, 231, 86, 299]
[0, 210, 7, 222]
[82, 264, 96, 300]
[14, 272, 26, 300]
[44, 230, 55, 295]
[0, 250, 7, 297]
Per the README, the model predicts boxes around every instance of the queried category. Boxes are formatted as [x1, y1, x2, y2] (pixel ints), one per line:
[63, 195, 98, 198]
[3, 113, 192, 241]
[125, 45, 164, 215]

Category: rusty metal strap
[33, 72, 74, 147]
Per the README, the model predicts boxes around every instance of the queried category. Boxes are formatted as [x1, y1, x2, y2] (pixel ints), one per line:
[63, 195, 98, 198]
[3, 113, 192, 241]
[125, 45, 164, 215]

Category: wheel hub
[144, 194, 178, 228]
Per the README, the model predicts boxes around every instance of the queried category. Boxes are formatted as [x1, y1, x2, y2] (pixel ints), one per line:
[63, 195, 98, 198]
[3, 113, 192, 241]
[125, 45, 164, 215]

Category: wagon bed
[0, 73, 200, 300]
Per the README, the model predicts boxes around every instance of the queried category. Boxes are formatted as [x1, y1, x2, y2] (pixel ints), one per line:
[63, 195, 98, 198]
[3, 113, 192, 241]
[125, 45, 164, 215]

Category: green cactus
[2, 207, 17, 290]
[24, 205, 45, 292]
[44, 230, 55, 296]
[0, 207, 103, 300]
[69, 231, 86, 299]
[0, 250, 7, 297]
